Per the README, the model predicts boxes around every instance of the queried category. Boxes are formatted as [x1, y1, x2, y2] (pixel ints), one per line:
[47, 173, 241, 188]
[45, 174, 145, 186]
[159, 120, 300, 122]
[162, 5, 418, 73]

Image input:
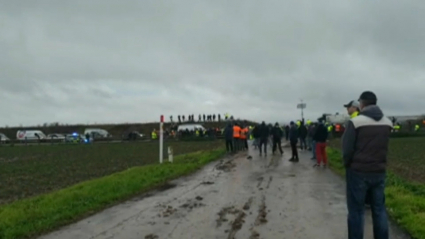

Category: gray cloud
[1, 0, 424, 126]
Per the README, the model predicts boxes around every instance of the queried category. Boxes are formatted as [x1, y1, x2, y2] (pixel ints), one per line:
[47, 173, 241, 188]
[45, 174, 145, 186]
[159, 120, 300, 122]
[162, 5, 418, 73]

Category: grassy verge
[327, 147, 425, 239]
[0, 148, 226, 239]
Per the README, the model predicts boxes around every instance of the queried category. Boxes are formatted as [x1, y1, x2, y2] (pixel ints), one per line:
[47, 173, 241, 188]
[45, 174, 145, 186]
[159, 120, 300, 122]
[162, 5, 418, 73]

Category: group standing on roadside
[221, 91, 393, 239]
[223, 121, 250, 154]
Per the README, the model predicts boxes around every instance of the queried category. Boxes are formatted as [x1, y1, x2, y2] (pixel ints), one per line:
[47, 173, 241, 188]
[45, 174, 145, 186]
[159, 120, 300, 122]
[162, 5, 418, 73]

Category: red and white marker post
[159, 115, 164, 164]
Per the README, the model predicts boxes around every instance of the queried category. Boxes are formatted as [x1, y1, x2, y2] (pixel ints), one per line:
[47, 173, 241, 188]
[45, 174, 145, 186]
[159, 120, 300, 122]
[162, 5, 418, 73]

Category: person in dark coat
[298, 121, 308, 150]
[288, 121, 299, 162]
[258, 121, 270, 156]
[223, 123, 234, 153]
[284, 125, 290, 141]
[271, 122, 284, 155]
[313, 119, 328, 167]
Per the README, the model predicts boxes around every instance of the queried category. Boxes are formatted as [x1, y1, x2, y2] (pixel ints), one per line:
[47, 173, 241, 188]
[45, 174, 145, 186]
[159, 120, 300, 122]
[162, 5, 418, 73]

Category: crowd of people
[222, 118, 330, 164]
[169, 113, 233, 123]
[225, 91, 393, 239]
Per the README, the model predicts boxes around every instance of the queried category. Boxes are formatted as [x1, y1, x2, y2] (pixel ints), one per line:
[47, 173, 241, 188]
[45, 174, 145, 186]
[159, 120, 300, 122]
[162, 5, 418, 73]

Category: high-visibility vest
[151, 132, 157, 139]
[233, 126, 241, 138]
[195, 130, 199, 136]
[350, 111, 359, 118]
[415, 125, 419, 131]
[240, 128, 248, 139]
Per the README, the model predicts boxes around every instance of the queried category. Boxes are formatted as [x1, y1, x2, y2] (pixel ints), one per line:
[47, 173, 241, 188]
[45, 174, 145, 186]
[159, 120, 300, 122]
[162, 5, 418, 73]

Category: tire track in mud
[216, 197, 253, 239]
[257, 177, 264, 189]
[266, 176, 273, 189]
[249, 195, 268, 238]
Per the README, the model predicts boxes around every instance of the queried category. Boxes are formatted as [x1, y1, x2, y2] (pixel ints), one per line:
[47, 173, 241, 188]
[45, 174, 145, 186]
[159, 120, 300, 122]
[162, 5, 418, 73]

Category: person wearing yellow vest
[393, 123, 401, 132]
[151, 129, 157, 139]
[344, 100, 360, 119]
[233, 123, 242, 152]
[249, 126, 254, 140]
[415, 124, 420, 132]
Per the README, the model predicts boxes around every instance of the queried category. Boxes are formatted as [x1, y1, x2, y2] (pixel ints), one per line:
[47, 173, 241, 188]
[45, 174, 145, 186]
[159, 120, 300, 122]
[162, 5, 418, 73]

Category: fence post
[159, 115, 164, 164]
[168, 146, 173, 163]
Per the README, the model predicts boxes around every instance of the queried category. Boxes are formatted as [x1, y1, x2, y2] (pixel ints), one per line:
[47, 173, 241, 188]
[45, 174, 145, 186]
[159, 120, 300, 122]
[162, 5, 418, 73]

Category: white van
[0, 133, 10, 142]
[84, 128, 110, 138]
[177, 124, 206, 132]
[16, 130, 47, 140]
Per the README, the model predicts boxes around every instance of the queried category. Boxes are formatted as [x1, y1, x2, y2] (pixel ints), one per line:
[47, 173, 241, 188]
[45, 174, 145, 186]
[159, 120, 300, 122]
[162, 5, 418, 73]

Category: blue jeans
[346, 168, 388, 239]
[311, 140, 316, 158]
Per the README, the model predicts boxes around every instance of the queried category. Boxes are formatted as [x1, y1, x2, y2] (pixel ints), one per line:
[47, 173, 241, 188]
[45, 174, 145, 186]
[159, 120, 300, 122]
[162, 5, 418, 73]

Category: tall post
[159, 115, 164, 164]
[297, 100, 306, 123]
[301, 100, 304, 121]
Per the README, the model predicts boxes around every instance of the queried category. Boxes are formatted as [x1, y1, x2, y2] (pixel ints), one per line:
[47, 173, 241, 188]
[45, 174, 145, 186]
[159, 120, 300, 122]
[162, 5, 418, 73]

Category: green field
[327, 137, 425, 239]
[328, 137, 425, 183]
[0, 140, 223, 205]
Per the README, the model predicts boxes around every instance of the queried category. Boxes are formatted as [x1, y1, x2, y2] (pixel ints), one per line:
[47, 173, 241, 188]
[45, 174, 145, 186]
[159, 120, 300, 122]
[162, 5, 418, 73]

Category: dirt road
[40, 145, 410, 239]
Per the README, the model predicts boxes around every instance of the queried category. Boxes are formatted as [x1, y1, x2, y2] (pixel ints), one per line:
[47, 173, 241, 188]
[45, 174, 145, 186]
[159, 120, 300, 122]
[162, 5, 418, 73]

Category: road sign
[297, 103, 306, 109]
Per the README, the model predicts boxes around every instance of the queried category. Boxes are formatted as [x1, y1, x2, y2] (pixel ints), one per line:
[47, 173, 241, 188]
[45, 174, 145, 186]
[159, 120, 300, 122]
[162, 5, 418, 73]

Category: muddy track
[266, 176, 273, 189]
[243, 197, 254, 210]
[256, 176, 264, 188]
[254, 195, 267, 226]
[227, 210, 246, 239]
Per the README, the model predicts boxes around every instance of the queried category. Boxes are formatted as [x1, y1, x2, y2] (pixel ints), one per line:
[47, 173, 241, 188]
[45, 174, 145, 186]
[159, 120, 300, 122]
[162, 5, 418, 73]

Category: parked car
[46, 134, 66, 141]
[84, 128, 111, 139]
[65, 133, 86, 143]
[122, 131, 145, 141]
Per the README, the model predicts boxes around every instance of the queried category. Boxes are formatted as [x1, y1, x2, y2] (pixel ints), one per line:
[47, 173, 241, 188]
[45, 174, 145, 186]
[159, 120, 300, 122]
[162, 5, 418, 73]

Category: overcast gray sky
[1, 0, 424, 126]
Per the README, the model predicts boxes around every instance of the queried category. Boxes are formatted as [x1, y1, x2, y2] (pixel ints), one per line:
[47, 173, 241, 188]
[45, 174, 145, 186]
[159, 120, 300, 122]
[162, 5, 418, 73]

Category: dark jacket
[298, 124, 308, 139]
[271, 126, 283, 140]
[288, 125, 298, 142]
[307, 125, 316, 137]
[259, 123, 270, 139]
[224, 124, 233, 140]
[313, 123, 328, 142]
[252, 126, 260, 138]
[342, 105, 392, 173]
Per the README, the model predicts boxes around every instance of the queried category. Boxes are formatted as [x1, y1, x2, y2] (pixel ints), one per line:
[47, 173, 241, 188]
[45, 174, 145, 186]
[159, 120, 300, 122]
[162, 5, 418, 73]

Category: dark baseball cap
[343, 100, 360, 108]
[358, 91, 377, 103]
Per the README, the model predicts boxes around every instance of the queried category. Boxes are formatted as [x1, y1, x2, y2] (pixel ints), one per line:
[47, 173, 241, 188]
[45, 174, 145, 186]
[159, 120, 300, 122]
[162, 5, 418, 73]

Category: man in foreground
[342, 91, 393, 239]
[344, 99, 371, 208]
